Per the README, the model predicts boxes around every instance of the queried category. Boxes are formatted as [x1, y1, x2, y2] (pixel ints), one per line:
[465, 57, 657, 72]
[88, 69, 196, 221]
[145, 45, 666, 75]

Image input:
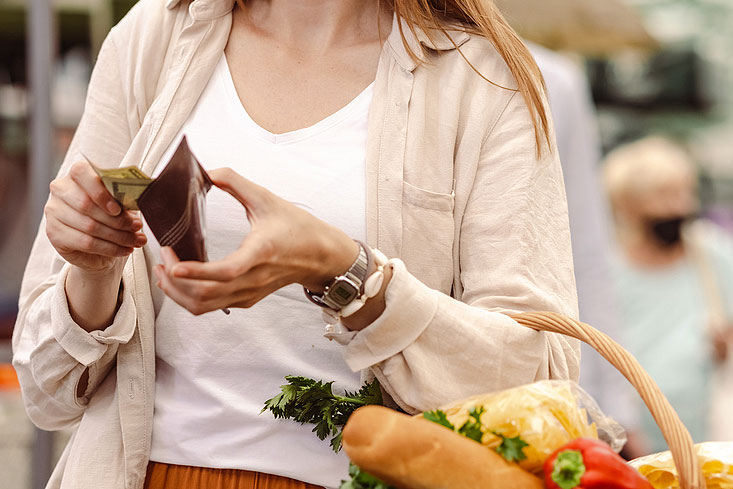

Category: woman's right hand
[45, 161, 147, 274]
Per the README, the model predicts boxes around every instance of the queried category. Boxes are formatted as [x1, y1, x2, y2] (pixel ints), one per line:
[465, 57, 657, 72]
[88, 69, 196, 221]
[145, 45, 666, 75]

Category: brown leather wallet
[137, 136, 212, 262]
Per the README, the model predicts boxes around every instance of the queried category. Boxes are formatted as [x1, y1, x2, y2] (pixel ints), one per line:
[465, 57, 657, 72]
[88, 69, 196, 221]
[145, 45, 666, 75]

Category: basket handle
[509, 311, 706, 489]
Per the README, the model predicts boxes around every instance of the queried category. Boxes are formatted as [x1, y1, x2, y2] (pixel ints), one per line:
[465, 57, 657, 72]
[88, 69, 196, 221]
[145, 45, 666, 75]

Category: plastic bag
[629, 442, 733, 489]
[438, 380, 626, 474]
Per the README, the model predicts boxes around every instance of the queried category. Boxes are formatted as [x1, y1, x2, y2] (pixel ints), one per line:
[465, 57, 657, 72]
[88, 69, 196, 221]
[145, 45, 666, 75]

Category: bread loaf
[342, 405, 544, 489]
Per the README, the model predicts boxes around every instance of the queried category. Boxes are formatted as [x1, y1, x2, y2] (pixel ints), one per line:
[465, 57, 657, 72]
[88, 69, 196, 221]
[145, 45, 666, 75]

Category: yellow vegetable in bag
[438, 380, 624, 475]
[630, 442, 733, 489]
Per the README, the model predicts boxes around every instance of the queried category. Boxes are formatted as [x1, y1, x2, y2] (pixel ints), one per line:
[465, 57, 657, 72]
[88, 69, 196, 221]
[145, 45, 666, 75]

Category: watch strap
[304, 241, 371, 311]
[345, 242, 369, 295]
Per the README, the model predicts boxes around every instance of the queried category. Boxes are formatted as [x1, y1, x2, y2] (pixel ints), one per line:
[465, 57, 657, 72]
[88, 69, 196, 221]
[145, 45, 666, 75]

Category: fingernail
[153, 266, 162, 280]
[131, 219, 143, 230]
[107, 201, 121, 215]
[134, 234, 147, 246]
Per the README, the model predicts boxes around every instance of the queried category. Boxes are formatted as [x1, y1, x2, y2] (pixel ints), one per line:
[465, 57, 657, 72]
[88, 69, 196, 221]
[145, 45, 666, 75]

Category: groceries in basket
[629, 442, 733, 489]
[434, 380, 626, 475]
[263, 377, 651, 489]
[342, 381, 645, 489]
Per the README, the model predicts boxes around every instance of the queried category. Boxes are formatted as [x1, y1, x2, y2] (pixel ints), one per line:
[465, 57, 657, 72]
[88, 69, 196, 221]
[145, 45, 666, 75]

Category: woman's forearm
[65, 262, 125, 332]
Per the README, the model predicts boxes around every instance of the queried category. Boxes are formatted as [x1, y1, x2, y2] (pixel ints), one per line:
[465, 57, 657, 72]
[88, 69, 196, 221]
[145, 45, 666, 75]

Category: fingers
[155, 247, 282, 314]
[51, 176, 139, 232]
[52, 198, 146, 248]
[44, 160, 150, 266]
[154, 265, 222, 315]
[155, 247, 233, 315]
[155, 265, 274, 314]
[68, 161, 122, 216]
[46, 178, 145, 253]
[159, 246, 237, 305]
[46, 218, 134, 257]
[169, 237, 266, 281]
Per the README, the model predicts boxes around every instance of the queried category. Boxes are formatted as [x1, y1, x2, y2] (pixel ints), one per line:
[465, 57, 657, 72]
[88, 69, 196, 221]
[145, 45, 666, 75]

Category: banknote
[88, 161, 153, 211]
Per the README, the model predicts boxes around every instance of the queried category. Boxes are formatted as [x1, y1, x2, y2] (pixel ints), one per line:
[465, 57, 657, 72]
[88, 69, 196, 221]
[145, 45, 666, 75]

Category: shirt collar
[165, 0, 235, 20]
[386, 14, 471, 71]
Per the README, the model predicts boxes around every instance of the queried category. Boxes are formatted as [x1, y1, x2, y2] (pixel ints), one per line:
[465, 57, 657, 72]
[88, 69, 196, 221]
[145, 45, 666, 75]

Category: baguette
[342, 405, 544, 489]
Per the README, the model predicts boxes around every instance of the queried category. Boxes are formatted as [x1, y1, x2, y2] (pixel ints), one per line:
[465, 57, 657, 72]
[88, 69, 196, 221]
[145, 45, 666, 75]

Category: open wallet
[137, 136, 213, 262]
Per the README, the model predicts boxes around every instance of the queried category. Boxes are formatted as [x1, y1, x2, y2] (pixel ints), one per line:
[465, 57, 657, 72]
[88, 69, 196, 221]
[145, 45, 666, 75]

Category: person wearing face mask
[603, 136, 733, 456]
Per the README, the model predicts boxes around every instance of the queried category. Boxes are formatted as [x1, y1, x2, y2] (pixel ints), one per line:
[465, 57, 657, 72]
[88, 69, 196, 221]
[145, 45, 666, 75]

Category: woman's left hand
[153, 168, 359, 315]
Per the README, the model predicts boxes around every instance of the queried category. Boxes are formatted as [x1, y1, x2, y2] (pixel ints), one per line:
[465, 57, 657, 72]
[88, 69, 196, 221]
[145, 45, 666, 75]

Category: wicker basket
[509, 311, 707, 489]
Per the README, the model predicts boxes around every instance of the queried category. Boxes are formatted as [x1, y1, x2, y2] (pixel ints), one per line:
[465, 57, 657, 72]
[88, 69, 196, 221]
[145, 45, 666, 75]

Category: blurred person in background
[12, 0, 580, 488]
[604, 136, 733, 456]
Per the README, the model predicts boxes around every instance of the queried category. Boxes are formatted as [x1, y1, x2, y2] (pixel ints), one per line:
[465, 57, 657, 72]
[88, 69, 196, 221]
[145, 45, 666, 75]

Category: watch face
[328, 280, 359, 307]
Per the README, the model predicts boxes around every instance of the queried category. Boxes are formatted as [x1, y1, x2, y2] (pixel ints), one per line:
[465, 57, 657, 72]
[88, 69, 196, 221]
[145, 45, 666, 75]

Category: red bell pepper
[543, 438, 653, 489]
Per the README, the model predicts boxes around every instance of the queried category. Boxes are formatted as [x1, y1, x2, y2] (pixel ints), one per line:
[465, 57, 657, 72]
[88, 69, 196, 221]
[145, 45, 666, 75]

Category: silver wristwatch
[304, 241, 370, 311]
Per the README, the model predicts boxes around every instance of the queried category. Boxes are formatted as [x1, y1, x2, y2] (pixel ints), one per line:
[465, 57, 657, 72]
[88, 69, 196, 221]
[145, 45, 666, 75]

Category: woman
[13, 0, 579, 488]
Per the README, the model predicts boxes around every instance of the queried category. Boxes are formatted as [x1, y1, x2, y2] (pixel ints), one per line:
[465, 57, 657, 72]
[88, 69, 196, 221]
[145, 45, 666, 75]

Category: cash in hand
[88, 160, 153, 211]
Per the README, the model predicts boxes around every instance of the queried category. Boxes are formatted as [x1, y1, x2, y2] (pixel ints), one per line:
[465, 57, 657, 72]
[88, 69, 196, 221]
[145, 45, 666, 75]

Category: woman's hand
[154, 168, 359, 315]
[45, 160, 147, 332]
[45, 161, 147, 273]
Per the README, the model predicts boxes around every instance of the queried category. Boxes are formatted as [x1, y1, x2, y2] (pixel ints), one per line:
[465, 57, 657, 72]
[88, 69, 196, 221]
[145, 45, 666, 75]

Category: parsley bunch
[262, 376, 382, 452]
[422, 407, 529, 463]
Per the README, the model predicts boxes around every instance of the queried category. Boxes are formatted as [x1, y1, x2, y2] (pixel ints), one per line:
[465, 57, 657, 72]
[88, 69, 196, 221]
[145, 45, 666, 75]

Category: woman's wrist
[66, 260, 125, 332]
[306, 229, 360, 292]
[315, 244, 393, 333]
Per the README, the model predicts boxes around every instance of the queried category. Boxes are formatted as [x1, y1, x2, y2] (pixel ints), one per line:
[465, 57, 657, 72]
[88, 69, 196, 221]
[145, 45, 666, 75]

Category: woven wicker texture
[509, 311, 707, 489]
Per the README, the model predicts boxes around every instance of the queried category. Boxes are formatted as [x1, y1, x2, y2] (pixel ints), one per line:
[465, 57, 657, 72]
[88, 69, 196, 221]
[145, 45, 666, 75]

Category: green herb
[339, 463, 397, 489]
[422, 407, 529, 463]
[551, 450, 586, 489]
[493, 431, 529, 462]
[262, 376, 382, 452]
[457, 406, 485, 443]
[422, 409, 456, 430]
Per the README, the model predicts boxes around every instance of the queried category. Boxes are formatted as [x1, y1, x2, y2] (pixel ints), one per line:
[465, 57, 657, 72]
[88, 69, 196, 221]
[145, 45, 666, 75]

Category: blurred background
[1, 0, 732, 488]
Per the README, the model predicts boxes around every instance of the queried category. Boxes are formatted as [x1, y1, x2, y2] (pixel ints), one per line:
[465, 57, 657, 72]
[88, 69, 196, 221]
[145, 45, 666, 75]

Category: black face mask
[648, 217, 686, 247]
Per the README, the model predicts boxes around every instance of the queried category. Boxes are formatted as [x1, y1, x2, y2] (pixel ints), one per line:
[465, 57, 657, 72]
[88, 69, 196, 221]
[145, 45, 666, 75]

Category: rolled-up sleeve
[51, 265, 136, 365]
[13, 255, 138, 430]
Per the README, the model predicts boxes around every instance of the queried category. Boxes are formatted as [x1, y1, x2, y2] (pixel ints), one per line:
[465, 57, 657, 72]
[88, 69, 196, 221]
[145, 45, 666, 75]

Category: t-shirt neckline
[219, 53, 374, 145]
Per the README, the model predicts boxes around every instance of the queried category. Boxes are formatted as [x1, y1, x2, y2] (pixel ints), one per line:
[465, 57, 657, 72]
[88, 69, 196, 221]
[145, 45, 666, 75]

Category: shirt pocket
[401, 181, 456, 293]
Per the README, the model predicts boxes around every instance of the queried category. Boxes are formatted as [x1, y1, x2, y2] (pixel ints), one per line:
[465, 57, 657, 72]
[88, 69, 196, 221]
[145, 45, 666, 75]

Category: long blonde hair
[235, 0, 550, 155]
[386, 0, 550, 155]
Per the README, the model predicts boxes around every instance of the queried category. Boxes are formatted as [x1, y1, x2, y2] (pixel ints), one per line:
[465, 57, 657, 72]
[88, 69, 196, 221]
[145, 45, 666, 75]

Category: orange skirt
[144, 462, 326, 489]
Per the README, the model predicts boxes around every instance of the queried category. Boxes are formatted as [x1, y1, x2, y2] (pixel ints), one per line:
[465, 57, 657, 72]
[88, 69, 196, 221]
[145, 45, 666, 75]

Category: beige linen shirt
[13, 0, 580, 487]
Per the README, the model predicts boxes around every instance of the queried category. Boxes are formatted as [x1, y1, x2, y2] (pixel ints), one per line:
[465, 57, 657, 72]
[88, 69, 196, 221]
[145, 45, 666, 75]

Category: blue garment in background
[612, 222, 733, 451]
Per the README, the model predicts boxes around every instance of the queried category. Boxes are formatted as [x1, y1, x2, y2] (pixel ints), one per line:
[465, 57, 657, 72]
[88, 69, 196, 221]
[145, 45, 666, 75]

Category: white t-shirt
[145, 54, 372, 487]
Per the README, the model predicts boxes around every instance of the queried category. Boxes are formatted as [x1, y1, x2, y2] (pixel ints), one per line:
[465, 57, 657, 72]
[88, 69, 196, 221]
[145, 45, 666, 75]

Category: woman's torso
[45, 1, 545, 487]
